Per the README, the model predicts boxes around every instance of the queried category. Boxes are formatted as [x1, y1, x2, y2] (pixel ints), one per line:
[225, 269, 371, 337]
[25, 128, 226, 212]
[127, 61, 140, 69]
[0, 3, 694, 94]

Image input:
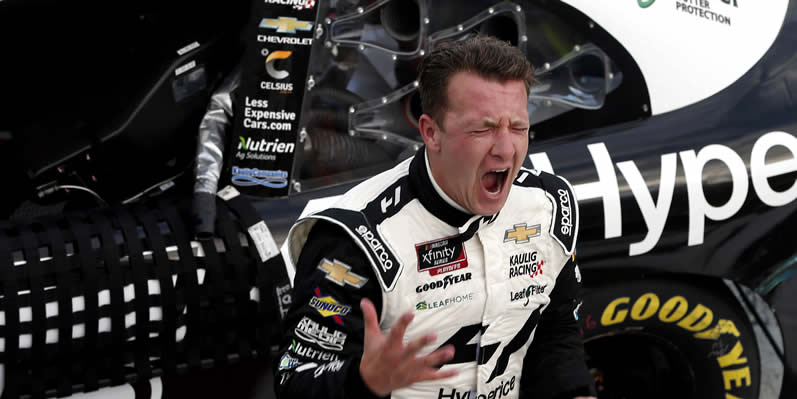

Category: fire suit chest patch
[415, 235, 468, 276]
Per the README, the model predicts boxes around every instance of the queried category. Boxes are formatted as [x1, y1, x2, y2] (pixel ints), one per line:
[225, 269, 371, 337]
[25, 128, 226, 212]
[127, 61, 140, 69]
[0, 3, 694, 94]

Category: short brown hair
[418, 35, 535, 124]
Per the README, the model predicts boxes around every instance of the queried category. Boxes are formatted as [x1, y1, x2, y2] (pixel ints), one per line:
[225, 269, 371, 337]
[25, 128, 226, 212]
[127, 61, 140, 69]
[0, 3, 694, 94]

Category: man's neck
[425, 150, 471, 214]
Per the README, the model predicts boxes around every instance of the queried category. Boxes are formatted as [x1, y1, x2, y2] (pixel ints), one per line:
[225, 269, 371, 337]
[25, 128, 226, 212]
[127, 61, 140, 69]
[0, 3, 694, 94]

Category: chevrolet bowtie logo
[318, 259, 368, 288]
[259, 16, 313, 33]
[504, 223, 541, 244]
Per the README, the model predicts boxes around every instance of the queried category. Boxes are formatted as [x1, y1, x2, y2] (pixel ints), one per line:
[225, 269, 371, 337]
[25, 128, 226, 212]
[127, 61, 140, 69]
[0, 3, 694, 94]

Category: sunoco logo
[309, 288, 351, 326]
[356, 225, 393, 272]
[416, 272, 472, 293]
[558, 188, 573, 236]
[415, 236, 468, 276]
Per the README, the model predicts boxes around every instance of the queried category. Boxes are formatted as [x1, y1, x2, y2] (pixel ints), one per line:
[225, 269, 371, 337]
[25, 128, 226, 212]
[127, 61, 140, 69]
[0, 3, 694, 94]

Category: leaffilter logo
[638, 0, 655, 7]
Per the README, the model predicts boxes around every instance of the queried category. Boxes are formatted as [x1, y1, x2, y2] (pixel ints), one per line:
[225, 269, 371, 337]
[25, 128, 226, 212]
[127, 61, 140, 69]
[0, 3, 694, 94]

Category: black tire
[578, 276, 760, 399]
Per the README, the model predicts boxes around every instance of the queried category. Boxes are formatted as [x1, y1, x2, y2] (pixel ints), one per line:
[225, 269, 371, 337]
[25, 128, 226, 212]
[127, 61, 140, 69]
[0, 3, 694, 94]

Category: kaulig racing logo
[528, 131, 797, 256]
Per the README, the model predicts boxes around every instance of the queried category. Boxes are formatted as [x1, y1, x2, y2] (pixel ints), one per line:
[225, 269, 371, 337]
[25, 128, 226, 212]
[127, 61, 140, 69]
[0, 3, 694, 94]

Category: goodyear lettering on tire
[600, 293, 752, 398]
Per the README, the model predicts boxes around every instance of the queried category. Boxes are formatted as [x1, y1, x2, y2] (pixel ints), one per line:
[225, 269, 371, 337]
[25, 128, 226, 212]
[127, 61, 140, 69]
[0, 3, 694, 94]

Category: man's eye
[472, 129, 491, 134]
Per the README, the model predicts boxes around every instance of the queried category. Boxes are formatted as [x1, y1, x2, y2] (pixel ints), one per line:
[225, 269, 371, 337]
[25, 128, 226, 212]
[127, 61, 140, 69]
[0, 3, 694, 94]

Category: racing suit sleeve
[274, 220, 385, 399]
[520, 255, 596, 399]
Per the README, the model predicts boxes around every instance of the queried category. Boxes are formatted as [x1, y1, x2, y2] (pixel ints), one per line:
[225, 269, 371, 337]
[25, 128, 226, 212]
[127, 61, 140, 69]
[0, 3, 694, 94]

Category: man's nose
[490, 127, 515, 159]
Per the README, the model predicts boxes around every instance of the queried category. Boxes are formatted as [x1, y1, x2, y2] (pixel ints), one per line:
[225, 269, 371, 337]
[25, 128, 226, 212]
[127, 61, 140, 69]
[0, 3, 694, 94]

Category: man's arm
[521, 255, 597, 399]
[274, 221, 383, 399]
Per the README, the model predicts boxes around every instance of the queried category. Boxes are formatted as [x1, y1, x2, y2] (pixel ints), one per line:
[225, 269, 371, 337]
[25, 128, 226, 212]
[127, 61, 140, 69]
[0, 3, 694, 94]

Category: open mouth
[482, 168, 509, 195]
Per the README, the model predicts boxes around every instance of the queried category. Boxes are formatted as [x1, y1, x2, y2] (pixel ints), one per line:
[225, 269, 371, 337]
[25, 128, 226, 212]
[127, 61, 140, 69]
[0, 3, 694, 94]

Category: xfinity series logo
[295, 316, 347, 351]
[265, 0, 315, 10]
[356, 225, 393, 272]
[416, 272, 472, 293]
[415, 236, 469, 276]
[558, 188, 573, 236]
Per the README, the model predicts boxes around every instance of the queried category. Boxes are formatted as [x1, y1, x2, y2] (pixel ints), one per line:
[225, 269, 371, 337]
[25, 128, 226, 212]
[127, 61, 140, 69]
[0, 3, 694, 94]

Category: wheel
[578, 276, 761, 399]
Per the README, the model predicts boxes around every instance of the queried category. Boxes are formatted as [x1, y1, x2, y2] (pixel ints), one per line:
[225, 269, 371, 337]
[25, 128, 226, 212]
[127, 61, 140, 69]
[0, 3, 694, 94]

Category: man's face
[421, 71, 530, 216]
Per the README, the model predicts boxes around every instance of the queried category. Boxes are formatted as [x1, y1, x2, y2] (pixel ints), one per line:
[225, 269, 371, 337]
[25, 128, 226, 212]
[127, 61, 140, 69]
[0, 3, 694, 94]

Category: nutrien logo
[415, 236, 468, 276]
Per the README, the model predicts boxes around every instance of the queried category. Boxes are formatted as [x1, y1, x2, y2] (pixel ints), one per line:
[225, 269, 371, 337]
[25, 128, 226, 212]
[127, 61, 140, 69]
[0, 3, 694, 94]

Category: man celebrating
[275, 35, 597, 399]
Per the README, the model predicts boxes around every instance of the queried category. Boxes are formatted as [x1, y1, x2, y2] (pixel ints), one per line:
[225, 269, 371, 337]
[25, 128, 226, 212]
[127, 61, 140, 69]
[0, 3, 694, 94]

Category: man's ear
[418, 114, 441, 152]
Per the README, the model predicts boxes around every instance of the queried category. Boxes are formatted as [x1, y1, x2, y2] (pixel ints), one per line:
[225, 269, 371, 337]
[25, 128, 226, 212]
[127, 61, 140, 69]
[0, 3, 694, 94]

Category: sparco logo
[356, 225, 393, 271]
[416, 272, 472, 293]
[558, 188, 573, 236]
[437, 375, 516, 399]
[415, 236, 469, 276]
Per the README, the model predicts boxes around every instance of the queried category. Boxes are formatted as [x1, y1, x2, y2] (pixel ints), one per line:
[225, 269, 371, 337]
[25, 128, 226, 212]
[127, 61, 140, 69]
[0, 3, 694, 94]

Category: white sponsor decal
[356, 225, 393, 271]
[530, 131, 797, 256]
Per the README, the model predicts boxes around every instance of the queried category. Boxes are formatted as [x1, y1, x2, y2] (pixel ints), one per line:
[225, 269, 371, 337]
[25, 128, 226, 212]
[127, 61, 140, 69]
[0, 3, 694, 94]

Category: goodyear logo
[309, 288, 351, 325]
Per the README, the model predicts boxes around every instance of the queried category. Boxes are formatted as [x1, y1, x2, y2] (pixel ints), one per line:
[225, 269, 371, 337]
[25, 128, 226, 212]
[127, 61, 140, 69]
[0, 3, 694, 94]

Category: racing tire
[578, 276, 760, 399]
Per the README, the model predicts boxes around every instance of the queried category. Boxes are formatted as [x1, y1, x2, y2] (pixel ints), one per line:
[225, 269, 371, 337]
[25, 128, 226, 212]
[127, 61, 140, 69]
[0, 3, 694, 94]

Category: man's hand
[359, 298, 458, 397]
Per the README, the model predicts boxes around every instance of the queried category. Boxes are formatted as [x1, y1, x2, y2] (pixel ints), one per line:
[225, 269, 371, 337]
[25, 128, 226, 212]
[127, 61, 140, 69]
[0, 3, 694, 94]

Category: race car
[0, 0, 795, 398]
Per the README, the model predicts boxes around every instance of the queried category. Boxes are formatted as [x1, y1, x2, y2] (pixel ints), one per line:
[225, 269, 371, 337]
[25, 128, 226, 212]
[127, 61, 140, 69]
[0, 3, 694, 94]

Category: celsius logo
[356, 225, 394, 272]
[528, 131, 797, 256]
[266, 50, 292, 80]
[558, 188, 573, 236]
[638, 0, 655, 7]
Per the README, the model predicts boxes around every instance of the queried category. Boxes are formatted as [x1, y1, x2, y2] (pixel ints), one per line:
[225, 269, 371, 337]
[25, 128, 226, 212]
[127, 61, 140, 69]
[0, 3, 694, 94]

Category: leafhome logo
[415, 293, 474, 311]
[508, 251, 544, 279]
[259, 16, 313, 33]
[503, 223, 541, 244]
[295, 316, 347, 351]
[415, 236, 468, 276]
[309, 288, 351, 325]
[510, 284, 548, 306]
[416, 272, 472, 293]
[317, 258, 368, 288]
[438, 376, 516, 399]
[558, 189, 573, 236]
[238, 137, 295, 153]
[265, 0, 316, 10]
[638, 0, 655, 7]
[355, 225, 393, 272]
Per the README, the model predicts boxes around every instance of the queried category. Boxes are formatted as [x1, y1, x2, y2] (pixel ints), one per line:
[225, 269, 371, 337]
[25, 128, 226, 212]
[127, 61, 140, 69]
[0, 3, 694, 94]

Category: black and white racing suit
[275, 149, 596, 399]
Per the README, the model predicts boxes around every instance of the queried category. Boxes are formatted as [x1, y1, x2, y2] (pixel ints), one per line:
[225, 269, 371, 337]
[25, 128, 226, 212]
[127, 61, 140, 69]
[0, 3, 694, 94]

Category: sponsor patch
[415, 235, 468, 276]
[313, 359, 345, 378]
[510, 284, 548, 306]
[309, 288, 352, 325]
[259, 16, 313, 34]
[289, 340, 340, 362]
[415, 293, 474, 311]
[508, 251, 544, 279]
[295, 316, 348, 351]
[504, 223, 541, 244]
[415, 272, 472, 293]
[279, 352, 300, 371]
[317, 258, 368, 288]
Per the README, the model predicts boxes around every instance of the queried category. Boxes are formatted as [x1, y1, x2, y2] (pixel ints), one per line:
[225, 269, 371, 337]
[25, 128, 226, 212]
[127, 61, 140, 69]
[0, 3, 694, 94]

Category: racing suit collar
[410, 147, 499, 230]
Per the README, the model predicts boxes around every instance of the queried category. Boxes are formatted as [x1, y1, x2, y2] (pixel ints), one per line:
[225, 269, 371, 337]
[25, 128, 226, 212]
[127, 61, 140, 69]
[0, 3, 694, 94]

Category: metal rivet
[589, 21, 595, 29]
[642, 104, 649, 113]
[543, 62, 551, 70]
[457, 24, 463, 31]
[392, 54, 397, 61]
[357, 7, 364, 13]
[544, 100, 552, 107]
[349, 129, 356, 136]
[325, 18, 332, 24]
[261, 48, 270, 56]
[315, 26, 324, 39]
[381, 134, 388, 140]
[381, 97, 388, 104]
[413, 144, 420, 151]
[574, 45, 581, 52]
[608, 72, 615, 80]
[325, 41, 332, 48]
[516, 5, 522, 12]
[86, 153, 91, 161]
[488, 7, 494, 14]
[307, 75, 315, 91]
[359, 44, 365, 51]
[413, 80, 420, 87]
[424, 17, 430, 24]
[419, 49, 425, 56]
[299, 128, 308, 142]
[349, 107, 355, 114]
[292, 181, 302, 192]
[521, 35, 527, 42]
